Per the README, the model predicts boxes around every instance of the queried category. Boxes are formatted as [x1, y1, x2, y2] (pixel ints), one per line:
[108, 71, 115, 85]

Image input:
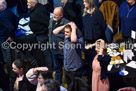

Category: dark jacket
[29, 3, 50, 36]
[0, 8, 17, 42]
[83, 9, 107, 43]
[63, 2, 76, 21]
[63, 2, 83, 30]
[10, 72, 36, 91]
[48, 17, 70, 55]
[97, 55, 111, 80]
[69, 77, 89, 91]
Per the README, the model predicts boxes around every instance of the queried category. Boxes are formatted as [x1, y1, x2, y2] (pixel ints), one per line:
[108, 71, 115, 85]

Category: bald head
[0, 0, 7, 11]
[53, 7, 63, 22]
[54, 7, 63, 16]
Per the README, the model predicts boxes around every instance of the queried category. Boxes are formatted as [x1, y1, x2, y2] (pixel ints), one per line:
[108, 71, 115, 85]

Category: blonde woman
[83, 0, 107, 43]
[82, 0, 107, 90]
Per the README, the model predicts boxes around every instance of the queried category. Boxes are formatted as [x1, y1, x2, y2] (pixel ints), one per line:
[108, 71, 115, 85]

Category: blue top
[57, 33, 84, 71]
[83, 9, 106, 42]
[119, 1, 136, 37]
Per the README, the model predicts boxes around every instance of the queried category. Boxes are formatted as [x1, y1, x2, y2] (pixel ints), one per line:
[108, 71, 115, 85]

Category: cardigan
[119, 1, 136, 37]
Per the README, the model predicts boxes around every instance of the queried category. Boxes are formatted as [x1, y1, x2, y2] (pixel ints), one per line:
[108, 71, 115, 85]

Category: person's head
[95, 40, 107, 54]
[61, 0, 68, 4]
[37, 71, 53, 85]
[41, 79, 60, 91]
[53, 7, 63, 22]
[127, 0, 135, 5]
[83, 0, 96, 16]
[12, 59, 31, 75]
[0, 0, 7, 11]
[64, 24, 72, 39]
[27, 0, 38, 9]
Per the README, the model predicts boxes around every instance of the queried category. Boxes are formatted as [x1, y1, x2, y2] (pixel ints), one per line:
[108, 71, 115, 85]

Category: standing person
[82, 0, 107, 88]
[10, 59, 36, 91]
[27, 0, 53, 69]
[26, 67, 53, 91]
[0, 0, 17, 87]
[53, 0, 63, 9]
[48, 7, 69, 84]
[53, 22, 84, 89]
[119, 0, 136, 40]
[61, 0, 83, 31]
[90, 39, 110, 91]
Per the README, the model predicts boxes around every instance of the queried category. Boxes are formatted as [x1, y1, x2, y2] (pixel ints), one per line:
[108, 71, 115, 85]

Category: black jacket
[0, 8, 17, 42]
[10, 72, 36, 91]
[29, 3, 50, 36]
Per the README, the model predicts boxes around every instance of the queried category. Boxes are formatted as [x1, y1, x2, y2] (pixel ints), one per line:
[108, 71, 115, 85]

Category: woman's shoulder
[120, 1, 127, 8]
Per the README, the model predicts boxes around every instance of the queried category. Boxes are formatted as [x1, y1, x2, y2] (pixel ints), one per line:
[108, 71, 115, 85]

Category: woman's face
[83, 0, 89, 8]
[38, 74, 45, 85]
[127, 0, 135, 5]
[12, 63, 22, 74]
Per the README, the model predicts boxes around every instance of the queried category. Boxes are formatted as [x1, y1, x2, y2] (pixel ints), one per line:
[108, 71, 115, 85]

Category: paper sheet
[123, 50, 134, 63]
[131, 30, 136, 39]
[126, 61, 136, 69]
[107, 65, 113, 71]
[18, 25, 30, 31]
[19, 18, 29, 25]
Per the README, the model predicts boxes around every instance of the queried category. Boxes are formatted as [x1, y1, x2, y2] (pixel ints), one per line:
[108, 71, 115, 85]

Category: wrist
[33, 68, 37, 73]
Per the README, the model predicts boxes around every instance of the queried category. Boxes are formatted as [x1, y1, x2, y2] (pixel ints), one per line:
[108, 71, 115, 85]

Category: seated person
[26, 67, 52, 91]
[41, 79, 67, 91]
[10, 59, 36, 91]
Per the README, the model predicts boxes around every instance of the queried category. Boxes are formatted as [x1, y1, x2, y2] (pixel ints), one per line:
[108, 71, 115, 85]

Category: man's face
[65, 28, 71, 38]
[127, 0, 135, 5]
[27, 0, 36, 9]
[61, 0, 67, 4]
[53, 9, 62, 22]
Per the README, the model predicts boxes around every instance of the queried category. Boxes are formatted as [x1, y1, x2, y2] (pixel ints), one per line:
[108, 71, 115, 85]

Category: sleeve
[26, 68, 38, 85]
[0, 15, 16, 38]
[97, 55, 111, 65]
[75, 37, 84, 50]
[98, 10, 107, 41]
[56, 32, 65, 39]
[97, 55, 111, 80]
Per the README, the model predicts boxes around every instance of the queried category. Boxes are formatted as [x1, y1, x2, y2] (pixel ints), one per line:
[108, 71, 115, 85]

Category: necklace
[127, 4, 135, 18]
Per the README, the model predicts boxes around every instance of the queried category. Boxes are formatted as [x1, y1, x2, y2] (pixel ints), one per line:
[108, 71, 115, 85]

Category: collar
[30, 3, 39, 12]
[127, 1, 136, 7]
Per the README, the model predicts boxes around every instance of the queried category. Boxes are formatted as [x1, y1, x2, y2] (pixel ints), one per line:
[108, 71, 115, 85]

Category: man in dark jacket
[0, 0, 17, 90]
[27, 0, 53, 70]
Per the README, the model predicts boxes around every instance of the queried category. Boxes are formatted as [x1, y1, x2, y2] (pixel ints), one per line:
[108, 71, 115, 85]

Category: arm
[26, 67, 48, 85]
[70, 22, 77, 43]
[26, 68, 38, 85]
[53, 25, 66, 35]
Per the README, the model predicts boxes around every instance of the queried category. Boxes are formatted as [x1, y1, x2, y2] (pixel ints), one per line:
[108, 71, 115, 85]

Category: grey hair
[0, 0, 7, 11]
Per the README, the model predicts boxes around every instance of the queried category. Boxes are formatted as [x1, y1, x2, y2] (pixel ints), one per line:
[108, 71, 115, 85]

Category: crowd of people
[0, 0, 136, 91]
